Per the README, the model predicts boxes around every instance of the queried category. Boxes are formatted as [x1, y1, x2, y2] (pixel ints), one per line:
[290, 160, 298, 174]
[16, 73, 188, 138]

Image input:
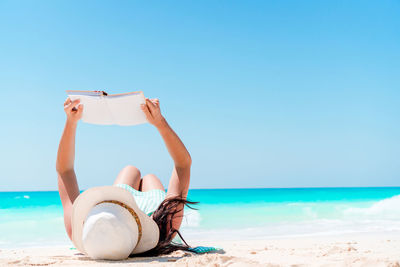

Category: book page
[68, 94, 113, 125]
[106, 92, 148, 126]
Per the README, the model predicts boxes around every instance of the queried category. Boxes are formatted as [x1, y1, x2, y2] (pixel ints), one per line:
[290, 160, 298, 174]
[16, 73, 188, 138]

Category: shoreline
[2, 233, 400, 266]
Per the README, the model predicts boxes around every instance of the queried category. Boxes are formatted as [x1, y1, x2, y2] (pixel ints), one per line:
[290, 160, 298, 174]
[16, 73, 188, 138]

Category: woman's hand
[141, 98, 165, 128]
[64, 98, 83, 123]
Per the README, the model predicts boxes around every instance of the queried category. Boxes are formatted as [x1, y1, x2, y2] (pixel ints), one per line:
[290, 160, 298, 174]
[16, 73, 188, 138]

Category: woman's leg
[113, 165, 142, 190]
[141, 174, 165, 192]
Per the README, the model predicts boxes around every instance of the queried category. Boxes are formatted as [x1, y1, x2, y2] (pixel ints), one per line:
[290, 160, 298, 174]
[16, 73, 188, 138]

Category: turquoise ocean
[1, 187, 400, 248]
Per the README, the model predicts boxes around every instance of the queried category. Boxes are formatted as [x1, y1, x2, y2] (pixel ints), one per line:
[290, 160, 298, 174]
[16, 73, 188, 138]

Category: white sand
[1, 233, 400, 266]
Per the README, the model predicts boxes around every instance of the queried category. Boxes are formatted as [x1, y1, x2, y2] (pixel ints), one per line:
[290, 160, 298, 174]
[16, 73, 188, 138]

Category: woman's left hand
[141, 98, 165, 128]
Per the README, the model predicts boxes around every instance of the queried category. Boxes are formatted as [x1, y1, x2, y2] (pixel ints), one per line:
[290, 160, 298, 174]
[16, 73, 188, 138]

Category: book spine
[93, 90, 108, 96]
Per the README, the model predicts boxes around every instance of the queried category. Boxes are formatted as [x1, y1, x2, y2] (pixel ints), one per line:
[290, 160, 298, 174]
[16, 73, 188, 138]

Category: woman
[56, 97, 195, 258]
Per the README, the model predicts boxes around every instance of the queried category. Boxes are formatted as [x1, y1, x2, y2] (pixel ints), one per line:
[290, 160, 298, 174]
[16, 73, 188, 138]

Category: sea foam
[344, 194, 400, 219]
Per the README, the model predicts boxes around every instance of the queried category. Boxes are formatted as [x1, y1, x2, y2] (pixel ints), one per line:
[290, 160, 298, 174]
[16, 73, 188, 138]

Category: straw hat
[71, 186, 160, 260]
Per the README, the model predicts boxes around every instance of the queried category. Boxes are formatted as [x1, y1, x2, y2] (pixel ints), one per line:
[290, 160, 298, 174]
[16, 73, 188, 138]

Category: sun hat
[71, 186, 160, 260]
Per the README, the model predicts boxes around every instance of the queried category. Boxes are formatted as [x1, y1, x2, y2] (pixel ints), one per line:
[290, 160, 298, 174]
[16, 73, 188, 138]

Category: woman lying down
[56, 97, 197, 260]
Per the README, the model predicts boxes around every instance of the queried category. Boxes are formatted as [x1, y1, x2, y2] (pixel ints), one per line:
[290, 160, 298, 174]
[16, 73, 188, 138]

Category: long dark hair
[136, 196, 198, 256]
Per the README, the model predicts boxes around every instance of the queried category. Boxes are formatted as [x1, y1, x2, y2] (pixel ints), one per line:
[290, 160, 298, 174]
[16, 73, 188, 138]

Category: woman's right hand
[64, 98, 83, 123]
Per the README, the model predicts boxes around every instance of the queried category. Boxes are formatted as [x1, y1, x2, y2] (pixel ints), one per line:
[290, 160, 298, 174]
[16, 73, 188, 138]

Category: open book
[66, 90, 148, 126]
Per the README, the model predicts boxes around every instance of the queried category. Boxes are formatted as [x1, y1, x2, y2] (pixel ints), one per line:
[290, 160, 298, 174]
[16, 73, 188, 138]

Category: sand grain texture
[1, 234, 400, 266]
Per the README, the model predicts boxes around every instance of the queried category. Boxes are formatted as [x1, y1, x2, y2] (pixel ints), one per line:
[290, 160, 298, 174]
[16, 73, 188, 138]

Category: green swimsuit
[115, 183, 167, 216]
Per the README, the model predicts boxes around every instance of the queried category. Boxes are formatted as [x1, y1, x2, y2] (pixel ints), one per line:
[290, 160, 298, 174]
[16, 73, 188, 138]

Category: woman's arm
[56, 98, 83, 239]
[141, 99, 192, 198]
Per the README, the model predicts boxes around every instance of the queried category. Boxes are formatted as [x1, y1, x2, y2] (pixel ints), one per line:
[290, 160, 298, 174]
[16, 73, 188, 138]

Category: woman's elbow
[183, 156, 192, 168]
[176, 156, 192, 169]
[56, 166, 75, 178]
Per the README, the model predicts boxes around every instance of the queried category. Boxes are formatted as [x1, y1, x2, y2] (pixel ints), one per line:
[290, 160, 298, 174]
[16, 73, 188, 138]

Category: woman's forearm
[140, 98, 191, 169]
[56, 120, 78, 174]
[156, 118, 192, 169]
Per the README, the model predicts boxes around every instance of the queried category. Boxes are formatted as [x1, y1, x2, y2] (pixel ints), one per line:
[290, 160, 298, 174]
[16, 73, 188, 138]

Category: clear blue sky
[0, 0, 399, 191]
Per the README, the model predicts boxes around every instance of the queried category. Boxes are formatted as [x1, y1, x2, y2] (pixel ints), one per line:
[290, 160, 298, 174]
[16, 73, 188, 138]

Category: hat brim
[71, 186, 160, 255]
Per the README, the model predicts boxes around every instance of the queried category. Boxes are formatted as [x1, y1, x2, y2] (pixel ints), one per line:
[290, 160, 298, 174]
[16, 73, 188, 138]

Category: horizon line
[1, 185, 400, 193]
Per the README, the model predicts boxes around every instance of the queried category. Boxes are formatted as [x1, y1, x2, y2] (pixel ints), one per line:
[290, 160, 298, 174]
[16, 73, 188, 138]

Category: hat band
[97, 200, 142, 246]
